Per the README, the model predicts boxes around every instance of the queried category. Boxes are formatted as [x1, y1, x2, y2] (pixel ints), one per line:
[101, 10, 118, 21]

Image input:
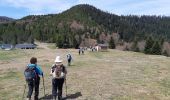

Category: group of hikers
[78, 47, 85, 55]
[24, 52, 72, 100]
[78, 46, 98, 55]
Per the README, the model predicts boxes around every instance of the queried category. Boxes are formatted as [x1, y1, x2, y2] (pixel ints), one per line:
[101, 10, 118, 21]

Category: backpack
[53, 64, 65, 79]
[24, 65, 37, 80]
[67, 54, 72, 60]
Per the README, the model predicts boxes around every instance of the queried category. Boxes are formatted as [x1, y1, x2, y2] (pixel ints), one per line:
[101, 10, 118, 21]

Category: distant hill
[0, 4, 170, 49]
[0, 16, 15, 23]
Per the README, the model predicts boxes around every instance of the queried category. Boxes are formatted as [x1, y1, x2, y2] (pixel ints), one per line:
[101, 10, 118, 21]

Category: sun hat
[54, 56, 62, 63]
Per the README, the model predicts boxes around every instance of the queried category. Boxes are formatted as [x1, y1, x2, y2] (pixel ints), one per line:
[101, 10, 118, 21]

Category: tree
[12, 34, 18, 45]
[56, 35, 64, 48]
[109, 36, 115, 49]
[63, 35, 70, 49]
[131, 39, 139, 52]
[163, 50, 169, 57]
[73, 37, 79, 49]
[144, 36, 154, 54]
[151, 41, 162, 55]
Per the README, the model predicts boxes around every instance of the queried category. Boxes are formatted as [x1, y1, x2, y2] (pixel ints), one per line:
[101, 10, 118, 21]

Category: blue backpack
[24, 65, 37, 80]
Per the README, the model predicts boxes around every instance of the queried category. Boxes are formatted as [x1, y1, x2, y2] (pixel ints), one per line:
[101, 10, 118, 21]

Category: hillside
[0, 16, 15, 23]
[1, 45, 170, 99]
[0, 4, 170, 47]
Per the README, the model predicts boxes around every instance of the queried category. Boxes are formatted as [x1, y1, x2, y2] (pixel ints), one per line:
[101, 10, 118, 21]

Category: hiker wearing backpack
[24, 57, 43, 100]
[67, 52, 72, 66]
[50, 56, 67, 100]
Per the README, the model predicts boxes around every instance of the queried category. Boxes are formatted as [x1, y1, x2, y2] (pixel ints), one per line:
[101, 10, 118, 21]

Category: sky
[0, 0, 170, 19]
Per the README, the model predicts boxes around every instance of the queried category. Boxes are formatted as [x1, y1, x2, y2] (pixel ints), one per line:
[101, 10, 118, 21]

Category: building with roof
[1, 44, 14, 50]
[15, 44, 36, 49]
[96, 44, 108, 51]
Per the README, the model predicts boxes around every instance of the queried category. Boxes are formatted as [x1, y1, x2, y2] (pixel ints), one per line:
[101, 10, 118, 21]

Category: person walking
[78, 48, 81, 55]
[82, 48, 84, 54]
[50, 56, 67, 100]
[67, 52, 72, 66]
[24, 57, 43, 100]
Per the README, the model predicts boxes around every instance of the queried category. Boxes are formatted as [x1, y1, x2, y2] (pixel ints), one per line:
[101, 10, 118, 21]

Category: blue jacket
[27, 64, 43, 76]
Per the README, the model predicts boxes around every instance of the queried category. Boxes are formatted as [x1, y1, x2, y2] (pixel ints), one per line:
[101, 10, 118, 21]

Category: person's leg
[34, 78, 40, 100]
[52, 78, 57, 100]
[68, 59, 71, 66]
[58, 78, 64, 100]
[27, 80, 34, 99]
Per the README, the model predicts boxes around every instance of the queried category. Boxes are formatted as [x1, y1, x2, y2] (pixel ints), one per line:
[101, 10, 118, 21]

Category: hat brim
[55, 60, 62, 63]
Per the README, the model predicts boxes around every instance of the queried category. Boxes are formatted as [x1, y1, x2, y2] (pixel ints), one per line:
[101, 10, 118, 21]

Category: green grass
[0, 69, 24, 100]
[0, 49, 29, 60]
[158, 78, 170, 96]
[47, 44, 56, 49]
[1, 48, 170, 100]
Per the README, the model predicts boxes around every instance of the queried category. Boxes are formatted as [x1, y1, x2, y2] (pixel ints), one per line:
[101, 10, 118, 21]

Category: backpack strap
[51, 64, 56, 73]
[52, 64, 65, 73]
[61, 64, 66, 73]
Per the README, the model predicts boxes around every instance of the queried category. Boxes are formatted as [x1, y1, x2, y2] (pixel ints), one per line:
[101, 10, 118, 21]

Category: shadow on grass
[39, 92, 82, 100]
[68, 64, 76, 67]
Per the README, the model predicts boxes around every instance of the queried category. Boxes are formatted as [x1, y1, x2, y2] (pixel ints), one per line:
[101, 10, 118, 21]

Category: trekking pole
[42, 74, 45, 96]
[22, 83, 26, 100]
[65, 76, 67, 96]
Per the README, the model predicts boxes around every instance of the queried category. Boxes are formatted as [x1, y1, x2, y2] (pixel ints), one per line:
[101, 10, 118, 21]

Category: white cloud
[0, 0, 170, 16]
[0, 0, 77, 15]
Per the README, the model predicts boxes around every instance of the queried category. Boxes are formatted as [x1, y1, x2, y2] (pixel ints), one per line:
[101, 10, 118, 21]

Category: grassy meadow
[1, 44, 170, 100]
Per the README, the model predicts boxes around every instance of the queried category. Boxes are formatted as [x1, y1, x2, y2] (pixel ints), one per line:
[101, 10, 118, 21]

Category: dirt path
[35, 41, 50, 50]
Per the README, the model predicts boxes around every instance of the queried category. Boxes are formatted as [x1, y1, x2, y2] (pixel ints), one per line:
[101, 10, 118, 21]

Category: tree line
[0, 4, 170, 54]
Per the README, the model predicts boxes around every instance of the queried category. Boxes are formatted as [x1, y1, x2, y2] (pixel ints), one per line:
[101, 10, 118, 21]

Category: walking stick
[22, 84, 26, 100]
[42, 74, 45, 96]
[65, 76, 67, 96]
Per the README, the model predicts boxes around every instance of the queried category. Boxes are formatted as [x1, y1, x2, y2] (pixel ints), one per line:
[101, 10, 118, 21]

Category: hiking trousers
[68, 59, 71, 66]
[27, 78, 40, 100]
[52, 78, 64, 100]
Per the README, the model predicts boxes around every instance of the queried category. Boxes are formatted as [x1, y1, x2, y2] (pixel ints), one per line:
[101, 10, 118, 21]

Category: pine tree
[144, 36, 154, 54]
[109, 37, 115, 49]
[73, 37, 79, 49]
[151, 41, 162, 55]
[56, 35, 64, 48]
[12, 34, 18, 45]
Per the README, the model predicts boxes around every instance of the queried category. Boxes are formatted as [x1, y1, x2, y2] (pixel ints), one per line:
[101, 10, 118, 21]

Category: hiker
[78, 48, 81, 55]
[67, 52, 72, 66]
[24, 57, 43, 100]
[50, 56, 67, 100]
[82, 48, 84, 54]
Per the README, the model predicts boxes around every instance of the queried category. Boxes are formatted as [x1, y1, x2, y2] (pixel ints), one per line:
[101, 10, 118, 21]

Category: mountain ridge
[0, 16, 15, 23]
[0, 4, 170, 49]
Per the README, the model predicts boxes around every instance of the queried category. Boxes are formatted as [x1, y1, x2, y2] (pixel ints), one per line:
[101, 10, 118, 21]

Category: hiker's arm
[64, 66, 67, 74]
[36, 65, 43, 76]
[50, 64, 55, 75]
[50, 69, 53, 75]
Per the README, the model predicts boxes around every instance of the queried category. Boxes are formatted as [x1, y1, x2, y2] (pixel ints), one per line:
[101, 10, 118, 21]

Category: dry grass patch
[1, 45, 170, 100]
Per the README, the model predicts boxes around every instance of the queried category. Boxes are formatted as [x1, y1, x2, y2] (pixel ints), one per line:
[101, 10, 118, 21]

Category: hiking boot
[26, 98, 31, 100]
[53, 96, 56, 100]
[34, 97, 38, 100]
[58, 96, 62, 100]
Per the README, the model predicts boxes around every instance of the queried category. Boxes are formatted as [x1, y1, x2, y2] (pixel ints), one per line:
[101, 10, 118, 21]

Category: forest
[0, 4, 170, 55]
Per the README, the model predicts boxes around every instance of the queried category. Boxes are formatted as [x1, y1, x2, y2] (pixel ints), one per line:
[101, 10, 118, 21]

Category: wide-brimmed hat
[54, 56, 62, 63]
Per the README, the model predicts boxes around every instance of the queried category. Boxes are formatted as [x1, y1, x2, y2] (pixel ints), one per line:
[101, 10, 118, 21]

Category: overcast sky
[0, 0, 170, 19]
